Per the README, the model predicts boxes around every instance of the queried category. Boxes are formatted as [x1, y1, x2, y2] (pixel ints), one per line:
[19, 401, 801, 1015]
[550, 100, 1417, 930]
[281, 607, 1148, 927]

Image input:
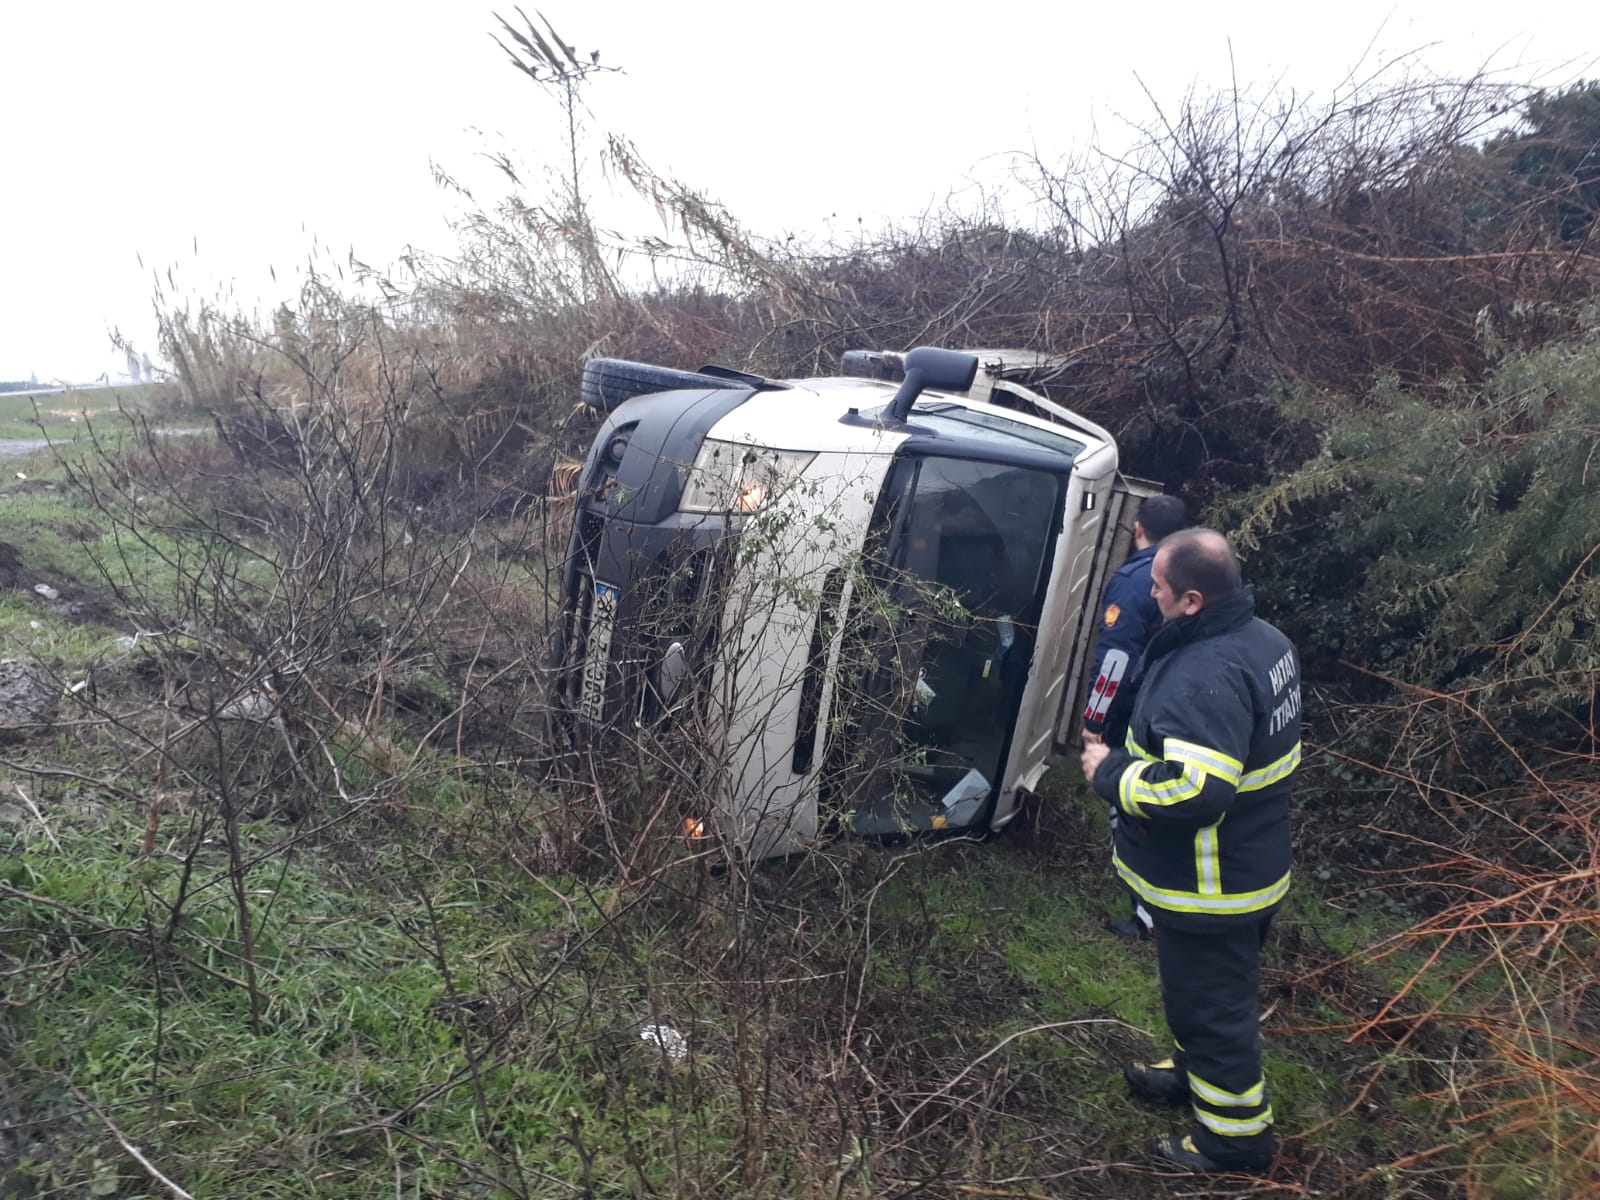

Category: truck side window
[830, 455, 1065, 828]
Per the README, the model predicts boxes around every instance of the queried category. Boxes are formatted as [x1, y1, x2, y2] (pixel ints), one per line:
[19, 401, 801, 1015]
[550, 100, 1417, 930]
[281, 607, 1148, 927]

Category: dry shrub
[157, 71, 1600, 515]
[1280, 676, 1600, 1195]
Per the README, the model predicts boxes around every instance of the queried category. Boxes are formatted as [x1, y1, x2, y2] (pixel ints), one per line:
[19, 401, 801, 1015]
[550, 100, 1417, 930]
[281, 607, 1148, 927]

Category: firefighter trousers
[1155, 911, 1278, 1166]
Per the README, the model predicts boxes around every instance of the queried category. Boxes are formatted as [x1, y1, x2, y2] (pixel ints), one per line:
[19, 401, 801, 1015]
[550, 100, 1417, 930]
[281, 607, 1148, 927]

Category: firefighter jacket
[1081, 545, 1163, 735]
[1091, 586, 1301, 932]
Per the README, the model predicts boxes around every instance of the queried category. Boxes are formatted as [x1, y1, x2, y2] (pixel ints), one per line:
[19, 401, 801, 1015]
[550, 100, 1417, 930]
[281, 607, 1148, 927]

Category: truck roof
[706, 375, 1110, 464]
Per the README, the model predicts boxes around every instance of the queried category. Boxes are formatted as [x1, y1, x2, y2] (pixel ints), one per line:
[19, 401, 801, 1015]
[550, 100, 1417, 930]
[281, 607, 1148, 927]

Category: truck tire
[581, 358, 741, 412]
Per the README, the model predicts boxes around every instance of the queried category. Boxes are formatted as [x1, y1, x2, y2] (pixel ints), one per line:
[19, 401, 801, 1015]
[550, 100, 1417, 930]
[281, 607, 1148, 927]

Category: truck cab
[551, 348, 1151, 858]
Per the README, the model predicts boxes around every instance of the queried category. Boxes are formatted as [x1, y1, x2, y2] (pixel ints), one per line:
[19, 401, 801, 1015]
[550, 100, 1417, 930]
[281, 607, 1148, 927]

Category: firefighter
[1079, 529, 1301, 1175]
[1081, 493, 1189, 940]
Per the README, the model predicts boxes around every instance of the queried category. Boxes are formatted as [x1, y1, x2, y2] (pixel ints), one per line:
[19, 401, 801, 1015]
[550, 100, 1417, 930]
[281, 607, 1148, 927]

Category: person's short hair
[1137, 494, 1188, 543]
[1161, 528, 1241, 603]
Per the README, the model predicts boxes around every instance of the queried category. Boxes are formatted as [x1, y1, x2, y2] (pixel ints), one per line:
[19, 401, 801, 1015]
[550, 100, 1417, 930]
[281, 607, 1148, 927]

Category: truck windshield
[910, 403, 1086, 459]
[827, 453, 1066, 835]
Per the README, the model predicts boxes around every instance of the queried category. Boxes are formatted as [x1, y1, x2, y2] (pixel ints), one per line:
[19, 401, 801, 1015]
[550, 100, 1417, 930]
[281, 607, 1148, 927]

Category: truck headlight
[679, 439, 816, 514]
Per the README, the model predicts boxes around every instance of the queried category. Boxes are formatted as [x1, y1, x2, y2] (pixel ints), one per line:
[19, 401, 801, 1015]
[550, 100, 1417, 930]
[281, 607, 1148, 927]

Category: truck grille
[566, 525, 730, 727]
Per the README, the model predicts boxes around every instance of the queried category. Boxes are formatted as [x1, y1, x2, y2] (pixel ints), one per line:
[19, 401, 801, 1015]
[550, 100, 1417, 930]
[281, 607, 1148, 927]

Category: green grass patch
[0, 593, 118, 669]
[0, 804, 678, 1199]
[0, 483, 232, 643]
[0, 384, 195, 445]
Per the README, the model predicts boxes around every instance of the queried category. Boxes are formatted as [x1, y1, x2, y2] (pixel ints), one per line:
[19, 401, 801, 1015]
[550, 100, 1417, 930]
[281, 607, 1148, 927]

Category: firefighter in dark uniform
[1081, 494, 1189, 939]
[1080, 528, 1301, 1175]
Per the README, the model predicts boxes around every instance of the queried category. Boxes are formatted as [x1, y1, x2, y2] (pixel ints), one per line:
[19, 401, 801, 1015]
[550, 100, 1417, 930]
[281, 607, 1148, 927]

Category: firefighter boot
[1147, 1132, 1276, 1176]
[1123, 1058, 1189, 1105]
[1103, 897, 1154, 941]
[1102, 915, 1151, 941]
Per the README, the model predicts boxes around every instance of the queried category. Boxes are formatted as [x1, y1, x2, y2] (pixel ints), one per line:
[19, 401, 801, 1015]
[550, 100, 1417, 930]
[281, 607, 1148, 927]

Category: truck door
[1052, 474, 1162, 754]
[983, 470, 1158, 831]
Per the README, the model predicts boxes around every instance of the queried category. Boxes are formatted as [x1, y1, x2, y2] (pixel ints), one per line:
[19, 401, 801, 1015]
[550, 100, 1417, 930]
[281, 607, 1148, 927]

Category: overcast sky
[3, 1, 1597, 383]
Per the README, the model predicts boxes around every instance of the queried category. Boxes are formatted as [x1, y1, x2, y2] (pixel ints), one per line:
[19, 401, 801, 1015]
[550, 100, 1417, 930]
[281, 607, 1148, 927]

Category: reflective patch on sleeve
[1083, 648, 1130, 723]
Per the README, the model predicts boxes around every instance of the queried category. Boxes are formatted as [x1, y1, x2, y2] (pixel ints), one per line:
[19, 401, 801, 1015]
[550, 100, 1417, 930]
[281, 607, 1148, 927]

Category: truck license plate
[580, 579, 619, 723]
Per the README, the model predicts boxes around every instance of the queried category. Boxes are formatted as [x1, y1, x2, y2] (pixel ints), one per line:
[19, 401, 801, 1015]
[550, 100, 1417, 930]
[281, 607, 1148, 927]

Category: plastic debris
[32, 584, 59, 601]
[639, 1023, 688, 1064]
[938, 768, 991, 825]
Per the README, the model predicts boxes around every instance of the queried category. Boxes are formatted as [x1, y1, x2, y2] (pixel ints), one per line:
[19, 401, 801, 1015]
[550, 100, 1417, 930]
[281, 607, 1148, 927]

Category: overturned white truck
[551, 347, 1154, 857]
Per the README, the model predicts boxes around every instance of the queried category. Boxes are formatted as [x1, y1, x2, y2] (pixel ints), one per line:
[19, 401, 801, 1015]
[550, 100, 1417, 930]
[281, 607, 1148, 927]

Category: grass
[0, 593, 116, 671]
[0, 382, 225, 674]
[0, 802, 634, 1199]
[0, 384, 184, 444]
[2, 750, 1589, 1197]
[0, 481, 231, 672]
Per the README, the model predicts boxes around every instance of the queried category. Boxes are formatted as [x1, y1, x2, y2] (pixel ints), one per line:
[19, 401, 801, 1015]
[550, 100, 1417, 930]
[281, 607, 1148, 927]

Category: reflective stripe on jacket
[1091, 586, 1301, 930]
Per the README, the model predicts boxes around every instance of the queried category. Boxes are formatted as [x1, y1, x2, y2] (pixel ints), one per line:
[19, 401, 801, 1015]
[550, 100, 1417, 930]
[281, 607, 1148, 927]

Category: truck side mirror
[886, 347, 980, 423]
